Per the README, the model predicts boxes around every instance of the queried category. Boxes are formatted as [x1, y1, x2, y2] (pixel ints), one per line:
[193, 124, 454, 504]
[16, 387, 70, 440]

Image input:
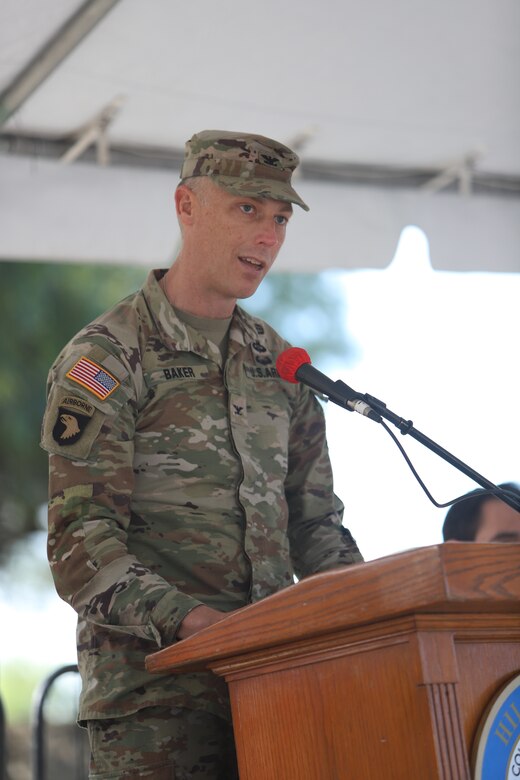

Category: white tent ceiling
[1, 0, 519, 271]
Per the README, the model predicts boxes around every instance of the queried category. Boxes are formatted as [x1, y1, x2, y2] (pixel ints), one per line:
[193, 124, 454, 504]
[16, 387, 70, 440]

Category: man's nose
[255, 219, 280, 247]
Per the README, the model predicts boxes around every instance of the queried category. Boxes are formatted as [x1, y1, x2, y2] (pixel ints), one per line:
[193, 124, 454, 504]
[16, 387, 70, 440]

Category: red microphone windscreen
[276, 347, 312, 383]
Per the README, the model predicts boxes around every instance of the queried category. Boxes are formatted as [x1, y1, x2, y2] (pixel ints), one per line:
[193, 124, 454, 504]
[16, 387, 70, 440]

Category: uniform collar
[143, 270, 269, 362]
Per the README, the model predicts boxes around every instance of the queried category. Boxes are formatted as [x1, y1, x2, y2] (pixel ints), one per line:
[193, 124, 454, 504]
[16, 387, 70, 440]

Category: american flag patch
[66, 356, 120, 400]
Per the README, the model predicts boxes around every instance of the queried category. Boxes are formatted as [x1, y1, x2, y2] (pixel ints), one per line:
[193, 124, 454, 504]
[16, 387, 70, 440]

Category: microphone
[276, 348, 381, 422]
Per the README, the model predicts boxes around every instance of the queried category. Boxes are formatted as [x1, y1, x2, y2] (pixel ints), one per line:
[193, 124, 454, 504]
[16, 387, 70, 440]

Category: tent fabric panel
[1, 155, 519, 273]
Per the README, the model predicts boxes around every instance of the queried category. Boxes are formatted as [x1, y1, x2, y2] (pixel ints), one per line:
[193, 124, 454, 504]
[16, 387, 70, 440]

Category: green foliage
[0, 661, 50, 723]
[0, 261, 147, 558]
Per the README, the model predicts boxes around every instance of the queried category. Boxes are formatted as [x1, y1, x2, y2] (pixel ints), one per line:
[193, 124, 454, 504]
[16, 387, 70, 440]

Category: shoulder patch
[66, 356, 120, 400]
[52, 396, 94, 446]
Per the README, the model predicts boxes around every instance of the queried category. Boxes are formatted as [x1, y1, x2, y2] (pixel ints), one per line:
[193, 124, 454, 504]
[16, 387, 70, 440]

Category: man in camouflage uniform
[41, 130, 363, 779]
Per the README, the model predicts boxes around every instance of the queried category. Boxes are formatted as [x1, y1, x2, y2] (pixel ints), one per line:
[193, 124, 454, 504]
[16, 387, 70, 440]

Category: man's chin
[236, 283, 263, 301]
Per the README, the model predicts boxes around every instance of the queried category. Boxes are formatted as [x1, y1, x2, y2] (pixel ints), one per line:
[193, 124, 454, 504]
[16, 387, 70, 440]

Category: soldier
[41, 130, 363, 779]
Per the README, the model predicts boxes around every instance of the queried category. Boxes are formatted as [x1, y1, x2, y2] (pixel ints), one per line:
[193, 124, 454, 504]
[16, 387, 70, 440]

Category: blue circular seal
[473, 673, 520, 779]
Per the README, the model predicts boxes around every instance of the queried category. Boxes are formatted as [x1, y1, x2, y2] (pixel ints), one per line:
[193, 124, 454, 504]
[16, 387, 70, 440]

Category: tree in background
[0, 262, 352, 564]
[0, 262, 145, 562]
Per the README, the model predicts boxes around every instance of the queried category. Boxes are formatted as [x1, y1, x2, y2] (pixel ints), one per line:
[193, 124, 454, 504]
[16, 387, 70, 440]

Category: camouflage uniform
[41, 268, 361, 722]
[87, 705, 238, 779]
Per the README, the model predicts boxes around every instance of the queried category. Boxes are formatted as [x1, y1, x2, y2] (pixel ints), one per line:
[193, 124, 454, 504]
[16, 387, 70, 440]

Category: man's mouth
[239, 256, 264, 270]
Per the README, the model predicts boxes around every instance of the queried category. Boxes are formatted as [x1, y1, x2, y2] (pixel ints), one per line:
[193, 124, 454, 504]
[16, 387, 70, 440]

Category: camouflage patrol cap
[180, 129, 309, 211]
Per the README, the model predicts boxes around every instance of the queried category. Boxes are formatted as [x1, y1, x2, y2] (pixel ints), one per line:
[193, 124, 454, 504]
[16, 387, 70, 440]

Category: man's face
[181, 180, 293, 305]
[474, 498, 520, 542]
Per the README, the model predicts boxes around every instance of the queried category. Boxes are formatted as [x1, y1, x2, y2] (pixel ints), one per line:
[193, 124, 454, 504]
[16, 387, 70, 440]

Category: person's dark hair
[442, 482, 520, 541]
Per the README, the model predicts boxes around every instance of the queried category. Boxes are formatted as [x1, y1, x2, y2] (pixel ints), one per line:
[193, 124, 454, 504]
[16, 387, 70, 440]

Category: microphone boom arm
[354, 390, 520, 513]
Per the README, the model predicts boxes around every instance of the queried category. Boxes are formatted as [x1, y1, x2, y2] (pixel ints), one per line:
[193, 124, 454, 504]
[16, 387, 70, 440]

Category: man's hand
[177, 605, 228, 640]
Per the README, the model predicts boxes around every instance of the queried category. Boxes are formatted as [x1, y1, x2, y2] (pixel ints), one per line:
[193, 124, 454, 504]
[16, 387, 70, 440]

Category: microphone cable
[376, 418, 520, 512]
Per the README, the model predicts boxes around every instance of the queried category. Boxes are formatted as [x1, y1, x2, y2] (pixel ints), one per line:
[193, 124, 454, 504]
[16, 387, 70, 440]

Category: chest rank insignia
[52, 396, 95, 446]
[66, 356, 120, 400]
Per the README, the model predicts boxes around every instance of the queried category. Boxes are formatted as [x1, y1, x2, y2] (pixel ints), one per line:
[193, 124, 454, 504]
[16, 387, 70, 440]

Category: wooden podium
[146, 544, 520, 779]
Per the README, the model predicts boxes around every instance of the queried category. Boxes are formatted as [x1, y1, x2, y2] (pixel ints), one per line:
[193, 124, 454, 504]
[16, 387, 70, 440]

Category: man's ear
[175, 184, 196, 226]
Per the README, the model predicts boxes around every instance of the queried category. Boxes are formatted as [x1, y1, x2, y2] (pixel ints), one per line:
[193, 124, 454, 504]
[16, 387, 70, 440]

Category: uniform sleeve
[41, 347, 203, 650]
[285, 386, 363, 578]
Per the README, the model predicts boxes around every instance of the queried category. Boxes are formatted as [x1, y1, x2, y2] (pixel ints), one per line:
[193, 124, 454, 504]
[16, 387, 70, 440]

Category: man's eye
[240, 204, 254, 214]
[275, 215, 288, 225]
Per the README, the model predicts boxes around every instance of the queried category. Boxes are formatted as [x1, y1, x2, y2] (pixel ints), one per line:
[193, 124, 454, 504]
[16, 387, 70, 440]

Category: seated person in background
[442, 482, 520, 542]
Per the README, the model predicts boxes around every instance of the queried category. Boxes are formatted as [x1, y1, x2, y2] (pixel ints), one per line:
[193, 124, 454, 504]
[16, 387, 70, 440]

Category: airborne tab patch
[52, 395, 95, 446]
[66, 356, 120, 400]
